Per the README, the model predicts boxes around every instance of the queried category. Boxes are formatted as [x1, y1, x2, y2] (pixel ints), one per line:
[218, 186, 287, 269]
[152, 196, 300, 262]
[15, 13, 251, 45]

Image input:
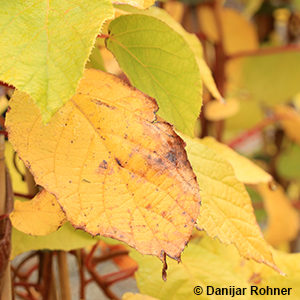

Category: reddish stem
[97, 33, 110, 39]
[0, 130, 8, 137]
[101, 267, 138, 286]
[227, 117, 276, 149]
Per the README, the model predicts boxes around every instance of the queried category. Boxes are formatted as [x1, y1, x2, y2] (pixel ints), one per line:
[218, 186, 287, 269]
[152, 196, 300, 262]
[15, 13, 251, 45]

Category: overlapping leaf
[200, 137, 272, 184]
[6, 69, 200, 261]
[180, 135, 276, 270]
[0, 1, 114, 121]
[11, 222, 99, 259]
[106, 6, 203, 135]
[131, 234, 296, 300]
[10, 190, 66, 236]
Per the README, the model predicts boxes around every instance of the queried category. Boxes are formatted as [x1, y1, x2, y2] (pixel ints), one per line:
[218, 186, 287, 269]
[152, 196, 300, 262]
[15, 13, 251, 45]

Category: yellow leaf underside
[6, 69, 200, 261]
[10, 190, 66, 236]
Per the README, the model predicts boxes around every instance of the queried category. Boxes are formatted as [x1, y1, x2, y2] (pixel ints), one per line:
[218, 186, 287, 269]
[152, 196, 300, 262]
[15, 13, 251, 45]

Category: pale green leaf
[227, 52, 300, 106]
[11, 222, 99, 259]
[277, 143, 300, 180]
[106, 11, 202, 135]
[131, 234, 298, 300]
[0, 1, 114, 121]
[86, 40, 106, 71]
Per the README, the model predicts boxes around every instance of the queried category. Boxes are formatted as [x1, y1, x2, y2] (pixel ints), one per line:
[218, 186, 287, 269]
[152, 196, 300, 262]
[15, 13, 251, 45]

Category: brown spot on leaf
[99, 160, 108, 170]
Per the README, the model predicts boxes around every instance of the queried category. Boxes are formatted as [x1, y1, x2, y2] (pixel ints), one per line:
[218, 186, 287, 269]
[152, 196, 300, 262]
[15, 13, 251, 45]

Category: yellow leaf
[258, 183, 300, 247]
[112, 0, 154, 9]
[205, 98, 240, 121]
[200, 137, 272, 184]
[122, 293, 158, 300]
[275, 105, 300, 145]
[6, 69, 200, 261]
[164, 1, 184, 23]
[181, 135, 277, 271]
[132, 234, 297, 300]
[185, 34, 222, 101]
[10, 190, 66, 236]
[197, 6, 258, 55]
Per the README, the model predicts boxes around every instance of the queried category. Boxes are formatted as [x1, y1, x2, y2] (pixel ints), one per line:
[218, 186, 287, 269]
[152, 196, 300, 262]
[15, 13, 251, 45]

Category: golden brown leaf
[10, 190, 66, 236]
[6, 69, 200, 261]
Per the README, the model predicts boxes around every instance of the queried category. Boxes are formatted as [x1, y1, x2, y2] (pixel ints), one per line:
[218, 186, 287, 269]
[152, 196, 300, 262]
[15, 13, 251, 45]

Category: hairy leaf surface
[0, 1, 114, 121]
[6, 69, 200, 261]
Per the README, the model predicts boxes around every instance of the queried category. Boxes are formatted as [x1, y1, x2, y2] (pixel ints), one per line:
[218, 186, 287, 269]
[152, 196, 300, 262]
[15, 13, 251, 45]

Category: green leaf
[86, 40, 106, 71]
[227, 52, 300, 106]
[0, 1, 114, 121]
[131, 234, 300, 300]
[11, 222, 99, 258]
[277, 143, 300, 180]
[106, 10, 202, 135]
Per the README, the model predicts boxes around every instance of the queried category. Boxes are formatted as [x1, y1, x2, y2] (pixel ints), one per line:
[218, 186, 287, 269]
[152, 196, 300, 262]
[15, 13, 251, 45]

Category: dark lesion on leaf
[99, 160, 108, 169]
[115, 158, 123, 167]
[165, 150, 177, 165]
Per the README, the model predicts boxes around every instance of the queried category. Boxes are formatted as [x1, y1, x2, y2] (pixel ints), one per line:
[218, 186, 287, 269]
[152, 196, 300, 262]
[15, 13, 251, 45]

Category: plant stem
[0, 136, 12, 300]
[213, 0, 226, 141]
[57, 251, 71, 300]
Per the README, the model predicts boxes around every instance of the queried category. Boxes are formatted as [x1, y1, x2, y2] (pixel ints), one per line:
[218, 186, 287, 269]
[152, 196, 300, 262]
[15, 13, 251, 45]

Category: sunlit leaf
[6, 69, 200, 261]
[131, 234, 297, 300]
[0, 1, 114, 121]
[106, 7, 202, 135]
[200, 137, 272, 184]
[10, 190, 66, 236]
[180, 134, 276, 270]
[258, 183, 300, 247]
